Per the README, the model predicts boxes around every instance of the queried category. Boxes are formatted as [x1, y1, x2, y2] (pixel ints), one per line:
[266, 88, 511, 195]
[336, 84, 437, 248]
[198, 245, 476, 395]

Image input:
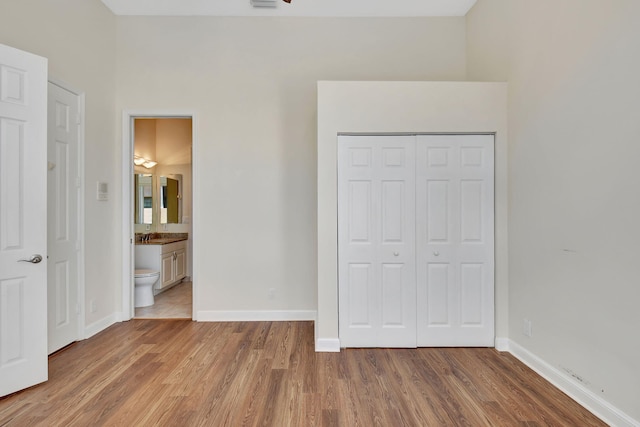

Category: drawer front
[161, 240, 186, 255]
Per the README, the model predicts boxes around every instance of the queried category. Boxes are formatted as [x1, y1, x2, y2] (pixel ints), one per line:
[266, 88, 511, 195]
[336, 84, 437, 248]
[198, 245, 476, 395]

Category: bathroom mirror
[160, 174, 182, 224]
[134, 174, 153, 225]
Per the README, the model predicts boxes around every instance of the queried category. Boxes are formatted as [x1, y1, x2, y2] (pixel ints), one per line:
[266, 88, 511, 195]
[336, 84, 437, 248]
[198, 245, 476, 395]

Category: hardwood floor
[0, 321, 606, 426]
[135, 280, 192, 319]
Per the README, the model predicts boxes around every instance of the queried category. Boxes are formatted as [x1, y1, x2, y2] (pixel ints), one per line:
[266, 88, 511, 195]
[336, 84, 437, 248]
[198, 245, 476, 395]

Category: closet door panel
[338, 135, 416, 348]
[417, 135, 494, 347]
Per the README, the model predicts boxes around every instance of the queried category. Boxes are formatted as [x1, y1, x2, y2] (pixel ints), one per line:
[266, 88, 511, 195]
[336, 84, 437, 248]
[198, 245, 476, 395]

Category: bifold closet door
[338, 134, 494, 348]
[338, 135, 417, 348]
[416, 135, 494, 346]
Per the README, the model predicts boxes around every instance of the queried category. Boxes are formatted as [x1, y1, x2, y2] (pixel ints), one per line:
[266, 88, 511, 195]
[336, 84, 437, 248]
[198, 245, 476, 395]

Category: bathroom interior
[133, 118, 193, 318]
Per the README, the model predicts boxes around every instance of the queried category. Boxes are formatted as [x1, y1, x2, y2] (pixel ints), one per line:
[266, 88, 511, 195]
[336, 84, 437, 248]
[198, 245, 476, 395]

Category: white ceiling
[100, 0, 477, 17]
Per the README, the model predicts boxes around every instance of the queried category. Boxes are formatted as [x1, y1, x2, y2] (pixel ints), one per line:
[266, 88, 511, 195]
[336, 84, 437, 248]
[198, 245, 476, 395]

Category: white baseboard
[83, 313, 119, 339]
[315, 338, 340, 352]
[506, 339, 639, 427]
[196, 310, 317, 322]
[494, 336, 510, 352]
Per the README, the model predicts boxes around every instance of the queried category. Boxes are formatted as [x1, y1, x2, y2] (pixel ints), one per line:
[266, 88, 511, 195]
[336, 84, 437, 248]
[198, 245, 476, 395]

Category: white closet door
[338, 135, 416, 348]
[416, 135, 494, 346]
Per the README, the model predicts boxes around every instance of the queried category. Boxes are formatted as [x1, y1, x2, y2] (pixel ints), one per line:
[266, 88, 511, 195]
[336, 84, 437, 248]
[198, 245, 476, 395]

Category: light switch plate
[97, 181, 108, 201]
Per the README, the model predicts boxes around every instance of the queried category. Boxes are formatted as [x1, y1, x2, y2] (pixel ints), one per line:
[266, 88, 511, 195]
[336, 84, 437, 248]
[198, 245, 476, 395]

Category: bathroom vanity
[135, 234, 188, 294]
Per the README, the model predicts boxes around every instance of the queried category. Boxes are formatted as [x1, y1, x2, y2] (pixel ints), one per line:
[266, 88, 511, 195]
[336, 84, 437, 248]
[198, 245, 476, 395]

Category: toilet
[134, 269, 160, 308]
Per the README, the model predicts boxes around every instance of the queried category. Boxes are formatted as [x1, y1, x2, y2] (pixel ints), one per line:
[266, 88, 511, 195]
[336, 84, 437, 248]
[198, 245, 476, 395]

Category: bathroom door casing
[338, 134, 494, 348]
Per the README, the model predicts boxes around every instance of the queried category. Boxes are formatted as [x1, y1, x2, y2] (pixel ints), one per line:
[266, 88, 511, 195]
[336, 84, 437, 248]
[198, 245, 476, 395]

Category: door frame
[121, 110, 198, 320]
[48, 78, 86, 342]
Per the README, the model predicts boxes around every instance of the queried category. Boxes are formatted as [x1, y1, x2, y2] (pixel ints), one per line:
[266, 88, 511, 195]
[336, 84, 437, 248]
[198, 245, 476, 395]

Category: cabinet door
[175, 249, 186, 281]
[160, 253, 175, 288]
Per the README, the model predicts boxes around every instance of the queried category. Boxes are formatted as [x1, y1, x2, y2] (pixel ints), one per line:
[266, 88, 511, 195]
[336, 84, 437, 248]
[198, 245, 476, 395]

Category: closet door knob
[393, 252, 399, 256]
[433, 251, 440, 256]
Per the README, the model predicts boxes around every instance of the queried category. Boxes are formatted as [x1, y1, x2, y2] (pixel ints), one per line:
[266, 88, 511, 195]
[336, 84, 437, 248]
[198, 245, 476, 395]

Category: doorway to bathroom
[121, 112, 197, 321]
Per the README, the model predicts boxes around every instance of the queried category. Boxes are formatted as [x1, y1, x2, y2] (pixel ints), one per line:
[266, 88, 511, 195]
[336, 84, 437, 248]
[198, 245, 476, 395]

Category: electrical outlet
[268, 288, 276, 300]
[523, 318, 532, 337]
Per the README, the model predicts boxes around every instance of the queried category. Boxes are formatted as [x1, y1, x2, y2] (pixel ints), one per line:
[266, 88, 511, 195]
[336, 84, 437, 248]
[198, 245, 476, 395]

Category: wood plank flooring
[0, 321, 607, 426]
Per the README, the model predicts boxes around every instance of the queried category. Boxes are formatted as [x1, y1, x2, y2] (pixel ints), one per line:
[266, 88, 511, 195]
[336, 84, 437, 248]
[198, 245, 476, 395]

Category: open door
[0, 43, 48, 396]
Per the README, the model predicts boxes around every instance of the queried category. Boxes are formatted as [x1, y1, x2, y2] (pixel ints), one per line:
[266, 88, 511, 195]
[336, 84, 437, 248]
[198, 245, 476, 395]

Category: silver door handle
[393, 252, 399, 256]
[19, 254, 43, 264]
[433, 251, 440, 256]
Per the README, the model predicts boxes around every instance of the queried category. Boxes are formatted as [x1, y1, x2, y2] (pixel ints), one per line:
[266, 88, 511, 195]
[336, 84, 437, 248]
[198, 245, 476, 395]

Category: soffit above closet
[100, 0, 477, 17]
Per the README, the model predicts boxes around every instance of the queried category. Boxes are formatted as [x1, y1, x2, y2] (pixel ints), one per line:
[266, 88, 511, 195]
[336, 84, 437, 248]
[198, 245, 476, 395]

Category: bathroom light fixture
[134, 155, 157, 169]
[249, 0, 290, 9]
[250, 0, 276, 8]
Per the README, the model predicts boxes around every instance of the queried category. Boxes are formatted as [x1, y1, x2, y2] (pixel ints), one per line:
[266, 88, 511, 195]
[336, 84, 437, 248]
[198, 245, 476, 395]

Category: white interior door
[416, 134, 494, 346]
[0, 43, 48, 396]
[47, 82, 81, 354]
[338, 135, 416, 348]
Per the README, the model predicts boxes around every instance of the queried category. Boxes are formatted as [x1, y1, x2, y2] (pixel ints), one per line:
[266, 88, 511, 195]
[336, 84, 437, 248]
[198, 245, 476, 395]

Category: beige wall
[155, 118, 192, 166]
[116, 17, 467, 318]
[0, 0, 118, 330]
[468, 0, 640, 422]
[465, 0, 508, 82]
[133, 119, 157, 165]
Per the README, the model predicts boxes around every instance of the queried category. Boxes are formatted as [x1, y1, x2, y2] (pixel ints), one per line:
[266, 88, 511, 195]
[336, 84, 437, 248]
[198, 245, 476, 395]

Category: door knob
[18, 254, 43, 264]
[433, 251, 440, 256]
[393, 252, 399, 256]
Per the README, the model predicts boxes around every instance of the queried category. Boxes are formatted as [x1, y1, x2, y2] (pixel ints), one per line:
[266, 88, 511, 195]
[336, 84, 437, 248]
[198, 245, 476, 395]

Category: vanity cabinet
[135, 240, 187, 293]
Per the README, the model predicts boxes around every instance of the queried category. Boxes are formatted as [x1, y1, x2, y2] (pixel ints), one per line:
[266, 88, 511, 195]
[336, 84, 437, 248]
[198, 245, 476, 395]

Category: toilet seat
[135, 269, 159, 278]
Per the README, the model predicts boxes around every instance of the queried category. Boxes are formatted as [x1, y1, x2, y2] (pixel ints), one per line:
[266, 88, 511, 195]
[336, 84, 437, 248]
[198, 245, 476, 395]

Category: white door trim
[47, 78, 86, 342]
[121, 110, 198, 321]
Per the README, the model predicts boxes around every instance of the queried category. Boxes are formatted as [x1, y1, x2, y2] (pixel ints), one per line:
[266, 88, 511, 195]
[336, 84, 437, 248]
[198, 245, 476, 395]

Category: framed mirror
[134, 174, 153, 225]
[160, 174, 182, 224]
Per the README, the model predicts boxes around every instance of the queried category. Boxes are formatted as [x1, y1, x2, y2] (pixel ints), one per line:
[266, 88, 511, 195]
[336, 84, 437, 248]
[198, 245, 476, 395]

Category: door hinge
[76, 113, 82, 125]
[76, 241, 81, 251]
[76, 176, 81, 188]
[76, 303, 81, 315]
